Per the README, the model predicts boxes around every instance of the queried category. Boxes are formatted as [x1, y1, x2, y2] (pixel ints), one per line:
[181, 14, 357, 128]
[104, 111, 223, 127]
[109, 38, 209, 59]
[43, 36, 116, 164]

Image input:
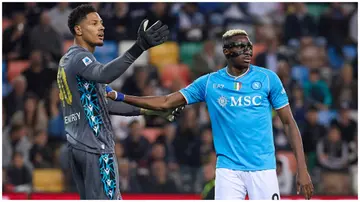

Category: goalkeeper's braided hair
[68, 4, 97, 35]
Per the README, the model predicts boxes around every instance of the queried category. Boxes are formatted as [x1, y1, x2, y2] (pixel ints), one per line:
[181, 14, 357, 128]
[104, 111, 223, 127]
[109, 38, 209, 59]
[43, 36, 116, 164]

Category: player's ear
[74, 25, 82, 36]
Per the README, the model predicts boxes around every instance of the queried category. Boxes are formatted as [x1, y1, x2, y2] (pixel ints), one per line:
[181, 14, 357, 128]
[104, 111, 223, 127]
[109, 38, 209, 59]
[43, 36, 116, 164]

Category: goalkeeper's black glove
[136, 19, 170, 51]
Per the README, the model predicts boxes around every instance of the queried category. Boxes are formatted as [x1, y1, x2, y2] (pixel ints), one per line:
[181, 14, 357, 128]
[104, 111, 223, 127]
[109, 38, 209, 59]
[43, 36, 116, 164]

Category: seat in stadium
[149, 41, 179, 71]
[179, 42, 203, 67]
[33, 169, 64, 192]
[142, 128, 163, 143]
[63, 40, 73, 54]
[7, 60, 29, 82]
[160, 63, 191, 89]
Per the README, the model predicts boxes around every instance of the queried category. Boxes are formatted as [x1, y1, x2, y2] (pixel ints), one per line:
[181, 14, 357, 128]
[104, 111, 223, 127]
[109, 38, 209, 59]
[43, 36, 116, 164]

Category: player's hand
[143, 106, 185, 122]
[296, 170, 314, 200]
[136, 19, 170, 51]
[105, 85, 125, 101]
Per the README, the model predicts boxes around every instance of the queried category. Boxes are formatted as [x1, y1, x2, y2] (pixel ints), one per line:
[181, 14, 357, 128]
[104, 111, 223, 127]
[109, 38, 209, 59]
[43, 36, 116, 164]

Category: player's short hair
[222, 29, 248, 43]
[68, 4, 97, 35]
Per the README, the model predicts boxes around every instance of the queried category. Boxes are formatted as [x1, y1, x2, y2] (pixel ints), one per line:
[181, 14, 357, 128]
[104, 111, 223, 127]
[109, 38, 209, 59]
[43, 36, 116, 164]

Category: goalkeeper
[57, 4, 181, 200]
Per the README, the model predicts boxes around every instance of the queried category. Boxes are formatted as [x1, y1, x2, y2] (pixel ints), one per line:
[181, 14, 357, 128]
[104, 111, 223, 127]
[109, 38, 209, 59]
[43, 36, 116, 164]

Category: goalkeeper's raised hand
[136, 19, 170, 51]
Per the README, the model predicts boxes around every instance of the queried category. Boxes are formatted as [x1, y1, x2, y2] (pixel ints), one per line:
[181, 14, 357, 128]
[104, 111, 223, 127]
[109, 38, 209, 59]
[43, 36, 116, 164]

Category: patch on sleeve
[82, 56, 93, 66]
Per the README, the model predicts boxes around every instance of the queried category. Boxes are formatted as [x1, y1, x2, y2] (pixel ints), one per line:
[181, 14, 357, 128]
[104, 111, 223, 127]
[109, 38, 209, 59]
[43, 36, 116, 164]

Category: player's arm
[268, 71, 314, 200]
[106, 74, 210, 110]
[74, 20, 169, 84]
[105, 85, 184, 121]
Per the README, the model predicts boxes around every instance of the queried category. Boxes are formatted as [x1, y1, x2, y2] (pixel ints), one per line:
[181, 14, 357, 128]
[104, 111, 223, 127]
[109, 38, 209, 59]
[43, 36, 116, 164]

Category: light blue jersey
[180, 65, 289, 171]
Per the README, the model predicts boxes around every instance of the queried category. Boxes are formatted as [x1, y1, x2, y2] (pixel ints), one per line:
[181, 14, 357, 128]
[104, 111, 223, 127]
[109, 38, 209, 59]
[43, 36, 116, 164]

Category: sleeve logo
[82, 56, 93, 66]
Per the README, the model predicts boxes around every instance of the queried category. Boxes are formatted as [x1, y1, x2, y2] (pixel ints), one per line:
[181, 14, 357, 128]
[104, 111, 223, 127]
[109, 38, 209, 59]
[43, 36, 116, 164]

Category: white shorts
[215, 168, 280, 200]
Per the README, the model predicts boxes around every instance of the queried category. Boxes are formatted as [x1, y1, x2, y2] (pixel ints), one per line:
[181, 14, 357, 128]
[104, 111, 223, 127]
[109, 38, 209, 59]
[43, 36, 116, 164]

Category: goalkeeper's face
[79, 12, 105, 46]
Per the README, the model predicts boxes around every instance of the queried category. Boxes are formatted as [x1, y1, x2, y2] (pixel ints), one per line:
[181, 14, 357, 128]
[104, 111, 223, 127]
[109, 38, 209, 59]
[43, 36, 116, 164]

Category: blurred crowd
[2, 2, 358, 197]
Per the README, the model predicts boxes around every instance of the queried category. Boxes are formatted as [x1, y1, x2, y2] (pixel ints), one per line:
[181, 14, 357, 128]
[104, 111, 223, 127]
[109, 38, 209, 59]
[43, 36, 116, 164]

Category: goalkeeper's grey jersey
[57, 45, 140, 154]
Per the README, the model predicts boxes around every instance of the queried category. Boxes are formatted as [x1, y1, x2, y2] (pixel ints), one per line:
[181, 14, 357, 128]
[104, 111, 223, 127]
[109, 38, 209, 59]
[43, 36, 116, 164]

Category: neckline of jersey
[225, 64, 252, 80]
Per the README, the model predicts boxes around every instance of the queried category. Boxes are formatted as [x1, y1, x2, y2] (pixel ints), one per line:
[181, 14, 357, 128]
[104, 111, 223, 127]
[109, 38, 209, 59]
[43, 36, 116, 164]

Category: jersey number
[57, 66, 72, 106]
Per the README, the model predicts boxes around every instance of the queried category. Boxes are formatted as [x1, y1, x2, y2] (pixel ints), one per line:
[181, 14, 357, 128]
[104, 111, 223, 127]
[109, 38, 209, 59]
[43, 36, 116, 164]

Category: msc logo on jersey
[217, 95, 263, 107]
[217, 96, 228, 107]
[82, 56, 93, 66]
[230, 96, 262, 106]
[251, 81, 262, 90]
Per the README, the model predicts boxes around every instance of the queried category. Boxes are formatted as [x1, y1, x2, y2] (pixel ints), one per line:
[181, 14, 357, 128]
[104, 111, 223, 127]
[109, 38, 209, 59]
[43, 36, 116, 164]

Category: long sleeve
[107, 99, 141, 116]
[71, 44, 143, 84]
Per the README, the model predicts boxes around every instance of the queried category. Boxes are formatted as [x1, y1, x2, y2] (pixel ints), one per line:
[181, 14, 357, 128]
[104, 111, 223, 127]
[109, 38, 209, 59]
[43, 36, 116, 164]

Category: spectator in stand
[29, 11, 63, 62]
[3, 75, 27, 120]
[303, 68, 332, 110]
[3, 124, 32, 169]
[3, 12, 31, 60]
[318, 3, 352, 47]
[24, 2, 42, 29]
[147, 143, 166, 167]
[155, 123, 178, 170]
[317, 126, 349, 171]
[191, 40, 225, 79]
[146, 160, 179, 193]
[255, 33, 287, 72]
[199, 127, 214, 165]
[21, 93, 48, 136]
[276, 155, 293, 195]
[290, 85, 308, 131]
[48, 2, 72, 39]
[277, 60, 298, 105]
[44, 82, 65, 148]
[284, 3, 317, 44]
[103, 2, 131, 41]
[302, 106, 327, 170]
[177, 3, 206, 42]
[330, 103, 357, 143]
[348, 135, 357, 194]
[317, 126, 351, 195]
[122, 120, 151, 166]
[291, 45, 324, 85]
[146, 3, 177, 38]
[29, 130, 53, 168]
[5, 152, 32, 192]
[331, 63, 357, 110]
[118, 158, 142, 193]
[121, 66, 149, 96]
[22, 50, 57, 100]
[174, 107, 201, 168]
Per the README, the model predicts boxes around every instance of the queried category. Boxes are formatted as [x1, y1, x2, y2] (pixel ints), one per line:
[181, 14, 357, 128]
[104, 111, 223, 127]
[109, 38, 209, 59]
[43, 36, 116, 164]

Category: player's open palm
[296, 170, 314, 200]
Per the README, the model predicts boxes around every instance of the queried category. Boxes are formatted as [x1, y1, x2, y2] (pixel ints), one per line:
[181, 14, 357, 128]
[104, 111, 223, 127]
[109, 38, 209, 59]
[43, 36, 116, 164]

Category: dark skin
[107, 34, 314, 200]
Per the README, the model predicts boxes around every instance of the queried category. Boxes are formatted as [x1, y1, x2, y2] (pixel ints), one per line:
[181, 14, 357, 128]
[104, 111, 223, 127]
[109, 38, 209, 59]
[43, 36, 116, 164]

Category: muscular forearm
[284, 120, 308, 171]
[124, 95, 170, 111]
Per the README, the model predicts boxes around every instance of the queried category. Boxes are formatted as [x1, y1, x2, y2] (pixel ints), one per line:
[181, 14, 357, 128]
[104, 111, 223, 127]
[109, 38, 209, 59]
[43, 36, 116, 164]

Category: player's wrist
[128, 43, 144, 58]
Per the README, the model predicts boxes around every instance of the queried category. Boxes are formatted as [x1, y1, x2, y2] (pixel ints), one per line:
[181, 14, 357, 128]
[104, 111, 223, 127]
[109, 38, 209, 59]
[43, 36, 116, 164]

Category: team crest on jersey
[82, 56, 93, 66]
[251, 81, 262, 90]
[218, 96, 228, 107]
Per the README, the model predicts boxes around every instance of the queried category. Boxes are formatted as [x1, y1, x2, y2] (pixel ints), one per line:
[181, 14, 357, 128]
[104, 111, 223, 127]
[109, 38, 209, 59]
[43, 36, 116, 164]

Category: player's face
[79, 12, 105, 46]
[223, 35, 252, 69]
